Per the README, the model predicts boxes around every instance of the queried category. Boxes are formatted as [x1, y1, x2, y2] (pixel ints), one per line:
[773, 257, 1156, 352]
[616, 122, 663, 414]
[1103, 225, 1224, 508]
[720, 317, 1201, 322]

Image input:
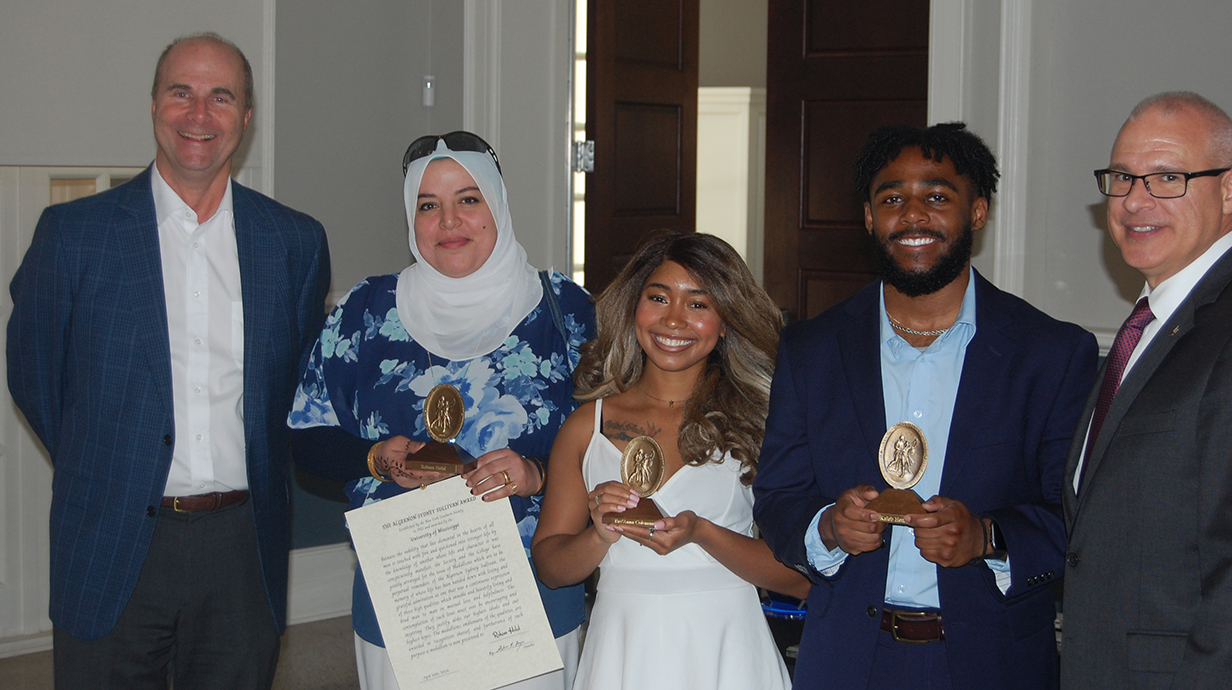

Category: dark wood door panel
[615, 0, 684, 67]
[804, 99, 928, 226]
[801, 270, 877, 320]
[806, 2, 928, 53]
[586, 0, 698, 294]
[614, 104, 682, 216]
[763, 0, 928, 321]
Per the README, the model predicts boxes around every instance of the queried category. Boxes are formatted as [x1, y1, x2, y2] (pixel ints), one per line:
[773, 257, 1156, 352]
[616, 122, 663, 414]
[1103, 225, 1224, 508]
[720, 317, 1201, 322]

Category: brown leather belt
[880, 609, 945, 643]
[161, 490, 248, 513]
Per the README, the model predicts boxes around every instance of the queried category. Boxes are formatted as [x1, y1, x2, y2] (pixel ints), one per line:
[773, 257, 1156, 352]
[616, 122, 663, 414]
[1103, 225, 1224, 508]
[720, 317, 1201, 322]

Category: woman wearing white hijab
[289, 132, 593, 689]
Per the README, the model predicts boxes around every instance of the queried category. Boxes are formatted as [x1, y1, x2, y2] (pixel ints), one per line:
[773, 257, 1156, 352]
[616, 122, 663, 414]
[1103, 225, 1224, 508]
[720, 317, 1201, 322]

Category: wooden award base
[866, 488, 925, 525]
[403, 442, 478, 476]
[602, 499, 664, 527]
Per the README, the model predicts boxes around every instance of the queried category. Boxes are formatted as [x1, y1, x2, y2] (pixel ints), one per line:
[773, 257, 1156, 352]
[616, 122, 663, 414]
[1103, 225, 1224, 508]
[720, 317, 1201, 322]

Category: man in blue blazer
[754, 123, 1096, 689]
[7, 33, 329, 688]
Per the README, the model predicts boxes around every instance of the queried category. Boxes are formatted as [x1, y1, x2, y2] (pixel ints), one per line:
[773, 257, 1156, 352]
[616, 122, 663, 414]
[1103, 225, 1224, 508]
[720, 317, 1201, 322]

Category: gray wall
[276, 0, 465, 297]
[0, 0, 266, 169]
[1022, 0, 1232, 333]
[490, 0, 574, 274]
[699, 0, 767, 87]
[275, 0, 468, 547]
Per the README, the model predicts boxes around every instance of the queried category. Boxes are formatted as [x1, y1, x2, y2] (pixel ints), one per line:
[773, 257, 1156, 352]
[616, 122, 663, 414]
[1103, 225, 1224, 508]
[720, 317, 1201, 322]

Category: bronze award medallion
[424, 384, 465, 442]
[864, 421, 928, 524]
[405, 384, 476, 476]
[602, 436, 666, 527]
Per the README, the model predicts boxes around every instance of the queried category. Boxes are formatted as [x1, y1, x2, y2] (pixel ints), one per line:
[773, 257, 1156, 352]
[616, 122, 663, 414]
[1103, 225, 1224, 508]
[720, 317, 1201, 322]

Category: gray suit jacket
[1062, 249, 1232, 689]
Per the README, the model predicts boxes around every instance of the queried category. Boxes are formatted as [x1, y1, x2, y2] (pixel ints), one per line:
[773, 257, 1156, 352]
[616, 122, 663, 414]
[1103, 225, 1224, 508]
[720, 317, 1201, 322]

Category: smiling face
[151, 38, 251, 191]
[634, 260, 726, 378]
[1107, 107, 1232, 288]
[413, 158, 499, 278]
[864, 147, 987, 297]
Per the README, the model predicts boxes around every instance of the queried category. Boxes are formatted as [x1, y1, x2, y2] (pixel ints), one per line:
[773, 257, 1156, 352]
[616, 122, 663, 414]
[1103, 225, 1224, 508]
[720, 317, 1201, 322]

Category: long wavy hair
[574, 232, 783, 484]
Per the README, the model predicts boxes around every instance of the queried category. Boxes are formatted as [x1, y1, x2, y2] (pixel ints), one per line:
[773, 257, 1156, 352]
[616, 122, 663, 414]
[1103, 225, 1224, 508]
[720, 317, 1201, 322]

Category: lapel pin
[1169, 326, 1179, 337]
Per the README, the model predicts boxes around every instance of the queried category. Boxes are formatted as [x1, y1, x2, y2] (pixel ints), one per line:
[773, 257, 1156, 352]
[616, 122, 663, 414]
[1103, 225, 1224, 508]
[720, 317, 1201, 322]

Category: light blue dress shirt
[804, 272, 1010, 609]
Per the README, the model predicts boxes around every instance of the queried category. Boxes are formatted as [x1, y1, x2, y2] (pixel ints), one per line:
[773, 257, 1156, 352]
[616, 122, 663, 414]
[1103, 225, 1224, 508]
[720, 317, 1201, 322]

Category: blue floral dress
[288, 271, 594, 646]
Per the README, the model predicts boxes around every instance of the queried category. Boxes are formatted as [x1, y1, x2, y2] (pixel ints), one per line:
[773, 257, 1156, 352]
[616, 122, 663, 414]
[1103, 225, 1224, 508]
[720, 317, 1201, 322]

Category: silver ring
[648, 526, 656, 538]
[593, 495, 600, 508]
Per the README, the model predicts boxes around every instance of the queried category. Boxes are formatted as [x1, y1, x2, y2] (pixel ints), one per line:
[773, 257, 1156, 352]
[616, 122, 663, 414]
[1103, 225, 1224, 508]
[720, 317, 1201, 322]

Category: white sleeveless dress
[572, 399, 791, 690]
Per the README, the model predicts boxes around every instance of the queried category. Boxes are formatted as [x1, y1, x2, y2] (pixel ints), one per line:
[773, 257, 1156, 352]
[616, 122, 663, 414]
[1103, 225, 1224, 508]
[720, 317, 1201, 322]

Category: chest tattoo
[603, 419, 662, 441]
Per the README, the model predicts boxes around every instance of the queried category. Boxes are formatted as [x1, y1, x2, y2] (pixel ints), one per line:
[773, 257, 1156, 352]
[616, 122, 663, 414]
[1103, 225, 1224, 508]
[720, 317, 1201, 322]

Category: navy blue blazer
[7, 166, 330, 639]
[754, 273, 1096, 690]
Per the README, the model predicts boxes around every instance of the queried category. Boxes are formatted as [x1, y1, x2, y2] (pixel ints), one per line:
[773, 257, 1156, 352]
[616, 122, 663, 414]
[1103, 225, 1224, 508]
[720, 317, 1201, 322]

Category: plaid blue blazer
[7, 166, 330, 639]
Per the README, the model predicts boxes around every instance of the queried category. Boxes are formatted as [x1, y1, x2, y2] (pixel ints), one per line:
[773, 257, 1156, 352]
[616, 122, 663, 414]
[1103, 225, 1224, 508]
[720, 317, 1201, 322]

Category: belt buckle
[172, 496, 188, 513]
[890, 610, 936, 644]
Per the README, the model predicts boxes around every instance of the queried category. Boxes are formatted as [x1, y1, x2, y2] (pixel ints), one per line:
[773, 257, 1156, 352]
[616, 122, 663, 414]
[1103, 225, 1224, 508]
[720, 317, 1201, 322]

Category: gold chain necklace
[886, 312, 951, 338]
[638, 386, 683, 408]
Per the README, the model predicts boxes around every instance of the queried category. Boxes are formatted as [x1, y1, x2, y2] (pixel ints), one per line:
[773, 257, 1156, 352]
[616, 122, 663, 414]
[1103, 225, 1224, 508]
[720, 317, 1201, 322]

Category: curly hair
[852, 122, 1000, 202]
[574, 232, 783, 484]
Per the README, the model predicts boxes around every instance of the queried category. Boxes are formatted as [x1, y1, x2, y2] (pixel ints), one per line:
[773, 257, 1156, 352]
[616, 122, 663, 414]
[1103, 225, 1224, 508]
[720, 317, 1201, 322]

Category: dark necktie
[1080, 297, 1155, 491]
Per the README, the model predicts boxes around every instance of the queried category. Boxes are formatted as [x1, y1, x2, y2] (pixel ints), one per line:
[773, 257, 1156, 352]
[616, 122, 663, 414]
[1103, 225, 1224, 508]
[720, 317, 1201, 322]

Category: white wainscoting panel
[696, 87, 767, 285]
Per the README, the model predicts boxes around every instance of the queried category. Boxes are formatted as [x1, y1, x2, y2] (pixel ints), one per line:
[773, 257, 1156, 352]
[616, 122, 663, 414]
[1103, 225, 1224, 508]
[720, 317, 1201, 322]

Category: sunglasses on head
[402, 131, 502, 176]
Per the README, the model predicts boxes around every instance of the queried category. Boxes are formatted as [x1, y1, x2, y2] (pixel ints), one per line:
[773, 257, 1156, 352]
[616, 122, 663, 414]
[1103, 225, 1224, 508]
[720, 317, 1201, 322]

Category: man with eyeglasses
[1061, 91, 1232, 689]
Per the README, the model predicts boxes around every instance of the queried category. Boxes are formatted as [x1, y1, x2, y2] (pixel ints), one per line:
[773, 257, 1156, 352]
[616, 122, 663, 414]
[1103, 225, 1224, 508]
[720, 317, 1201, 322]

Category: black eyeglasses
[402, 131, 501, 176]
[1094, 167, 1230, 199]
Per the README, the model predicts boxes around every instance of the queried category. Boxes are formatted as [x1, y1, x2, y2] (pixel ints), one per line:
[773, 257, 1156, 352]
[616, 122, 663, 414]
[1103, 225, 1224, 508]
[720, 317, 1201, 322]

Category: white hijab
[395, 139, 543, 361]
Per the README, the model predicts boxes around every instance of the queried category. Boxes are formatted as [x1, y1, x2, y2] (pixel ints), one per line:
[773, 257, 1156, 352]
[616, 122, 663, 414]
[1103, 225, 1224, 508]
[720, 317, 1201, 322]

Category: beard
[872, 222, 975, 297]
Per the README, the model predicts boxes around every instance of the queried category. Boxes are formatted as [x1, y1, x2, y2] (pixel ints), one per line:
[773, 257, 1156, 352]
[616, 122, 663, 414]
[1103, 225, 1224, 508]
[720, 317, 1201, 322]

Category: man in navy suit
[7, 33, 329, 688]
[754, 123, 1096, 689]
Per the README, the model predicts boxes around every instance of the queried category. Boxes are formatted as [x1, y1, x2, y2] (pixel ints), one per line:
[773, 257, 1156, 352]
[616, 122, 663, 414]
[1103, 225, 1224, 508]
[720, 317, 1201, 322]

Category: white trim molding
[463, 0, 503, 150]
[696, 87, 767, 286]
[928, 0, 968, 125]
[0, 543, 355, 659]
[1090, 328, 1117, 357]
[0, 631, 51, 660]
[286, 543, 356, 625]
[993, 0, 1033, 297]
[261, 0, 277, 196]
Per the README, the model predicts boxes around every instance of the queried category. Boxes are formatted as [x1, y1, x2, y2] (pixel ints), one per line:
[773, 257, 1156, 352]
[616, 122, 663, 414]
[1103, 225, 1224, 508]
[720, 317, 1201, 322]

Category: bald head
[1105, 92, 1232, 288]
[152, 33, 253, 111]
[1121, 91, 1232, 168]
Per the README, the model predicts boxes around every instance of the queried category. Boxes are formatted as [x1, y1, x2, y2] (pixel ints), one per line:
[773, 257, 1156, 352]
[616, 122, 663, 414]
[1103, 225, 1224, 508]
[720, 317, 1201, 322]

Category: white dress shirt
[151, 164, 247, 496]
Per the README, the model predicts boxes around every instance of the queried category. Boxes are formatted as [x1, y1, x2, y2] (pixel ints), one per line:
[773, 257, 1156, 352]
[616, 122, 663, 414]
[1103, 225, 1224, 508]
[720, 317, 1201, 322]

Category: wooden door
[584, 0, 699, 295]
[763, 0, 929, 322]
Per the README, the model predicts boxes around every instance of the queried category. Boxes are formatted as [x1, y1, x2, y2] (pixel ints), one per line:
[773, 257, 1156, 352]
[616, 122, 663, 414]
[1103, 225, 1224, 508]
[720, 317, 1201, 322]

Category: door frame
[457, 0, 1031, 292]
[929, 0, 1033, 298]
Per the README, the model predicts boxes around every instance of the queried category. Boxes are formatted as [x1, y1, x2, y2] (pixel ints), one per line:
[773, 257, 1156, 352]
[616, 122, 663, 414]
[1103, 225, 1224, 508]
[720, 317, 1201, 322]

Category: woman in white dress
[532, 233, 811, 690]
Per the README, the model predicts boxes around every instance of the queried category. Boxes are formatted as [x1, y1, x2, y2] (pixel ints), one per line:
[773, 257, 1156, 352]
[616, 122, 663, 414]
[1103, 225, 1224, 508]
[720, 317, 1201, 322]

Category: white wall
[477, 0, 574, 274]
[697, 87, 766, 283]
[931, 0, 1232, 348]
[275, 0, 573, 295]
[1022, 0, 1232, 340]
[699, 0, 768, 88]
[274, 0, 465, 298]
[0, 0, 270, 181]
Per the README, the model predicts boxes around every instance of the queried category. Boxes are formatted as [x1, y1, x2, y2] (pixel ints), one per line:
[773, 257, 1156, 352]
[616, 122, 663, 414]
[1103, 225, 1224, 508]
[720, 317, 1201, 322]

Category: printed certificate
[346, 477, 562, 690]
